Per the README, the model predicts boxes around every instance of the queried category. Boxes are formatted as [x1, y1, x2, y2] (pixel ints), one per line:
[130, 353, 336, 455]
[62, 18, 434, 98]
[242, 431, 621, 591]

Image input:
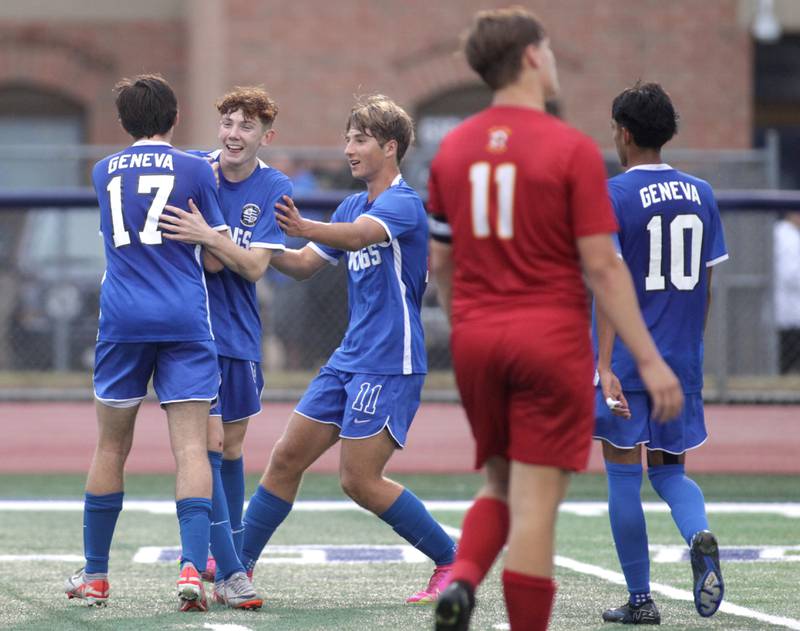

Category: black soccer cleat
[690, 530, 724, 617]
[602, 600, 661, 625]
[435, 580, 475, 631]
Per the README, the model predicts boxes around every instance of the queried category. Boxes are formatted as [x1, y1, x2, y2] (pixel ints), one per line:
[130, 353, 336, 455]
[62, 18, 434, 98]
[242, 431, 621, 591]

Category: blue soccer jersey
[311, 176, 428, 375]
[94, 140, 227, 342]
[193, 151, 289, 361]
[598, 164, 728, 393]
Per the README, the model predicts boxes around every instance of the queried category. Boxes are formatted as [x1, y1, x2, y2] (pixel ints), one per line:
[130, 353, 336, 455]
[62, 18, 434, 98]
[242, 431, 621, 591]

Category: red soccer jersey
[428, 105, 618, 325]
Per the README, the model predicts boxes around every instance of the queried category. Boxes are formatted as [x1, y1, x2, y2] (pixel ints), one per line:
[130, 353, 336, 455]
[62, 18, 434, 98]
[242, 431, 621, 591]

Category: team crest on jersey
[241, 203, 261, 227]
[487, 127, 511, 153]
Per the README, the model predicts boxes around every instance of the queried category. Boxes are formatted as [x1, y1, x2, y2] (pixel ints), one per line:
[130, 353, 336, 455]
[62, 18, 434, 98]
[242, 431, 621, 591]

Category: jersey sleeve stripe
[250, 242, 287, 251]
[308, 242, 338, 265]
[428, 216, 452, 244]
[390, 240, 413, 375]
[361, 214, 393, 242]
[706, 253, 729, 267]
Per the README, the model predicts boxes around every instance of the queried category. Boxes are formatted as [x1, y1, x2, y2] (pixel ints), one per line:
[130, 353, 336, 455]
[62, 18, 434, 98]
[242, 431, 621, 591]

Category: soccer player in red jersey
[428, 8, 684, 631]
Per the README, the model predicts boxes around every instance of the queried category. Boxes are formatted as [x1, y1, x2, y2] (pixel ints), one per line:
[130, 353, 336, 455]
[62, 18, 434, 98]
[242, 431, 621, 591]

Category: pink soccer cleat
[200, 555, 216, 582]
[177, 563, 208, 612]
[64, 568, 109, 606]
[406, 564, 453, 604]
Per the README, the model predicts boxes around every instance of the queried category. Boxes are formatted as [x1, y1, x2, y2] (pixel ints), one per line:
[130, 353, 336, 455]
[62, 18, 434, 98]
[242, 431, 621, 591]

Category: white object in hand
[606, 397, 622, 410]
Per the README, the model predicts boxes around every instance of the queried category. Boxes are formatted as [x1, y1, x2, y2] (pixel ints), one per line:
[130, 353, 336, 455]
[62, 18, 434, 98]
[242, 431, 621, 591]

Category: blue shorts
[94, 340, 219, 407]
[210, 357, 264, 423]
[295, 365, 424, 448]
[593, 389, 707, 454]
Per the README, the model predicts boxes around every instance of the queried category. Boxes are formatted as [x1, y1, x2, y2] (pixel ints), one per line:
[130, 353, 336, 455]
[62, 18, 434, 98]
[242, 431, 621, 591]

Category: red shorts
[451, 309, 595, 471]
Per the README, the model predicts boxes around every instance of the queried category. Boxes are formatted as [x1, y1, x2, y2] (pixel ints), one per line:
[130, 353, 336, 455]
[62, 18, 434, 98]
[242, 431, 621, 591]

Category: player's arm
[203, 251, 225, 273]
[430, 239, 453, 324]
[595, 309, 631, 418]
[275, 195, 387, 251]
[578, 233, 683, 421]
[160, 199, 273, 282]
[269, 245, 328, 281]
[704, 267, 714, 332]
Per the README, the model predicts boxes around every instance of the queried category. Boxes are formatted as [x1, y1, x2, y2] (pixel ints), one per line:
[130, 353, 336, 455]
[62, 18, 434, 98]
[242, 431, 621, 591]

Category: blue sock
[208, 451, 245, 580]
[379, 489, 456, 566]
[176, 497, 212, 571]
[241, 485, 292, 572]
[221, 456, 245, 559]
[606, 462, 650, 599]
[83, 491, 124, 575]
[648, 464, 709, 545]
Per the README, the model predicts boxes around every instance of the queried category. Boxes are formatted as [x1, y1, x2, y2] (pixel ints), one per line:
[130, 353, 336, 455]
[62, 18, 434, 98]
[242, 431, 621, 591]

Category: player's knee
[222, 432, 245, 460]
[222, 434, 244, 460]
[222, 421, 247, 459]
[96, 440, 133, 461]
[207, 436, 223, 452]
[266, 440, 305, 480]
[339, 471, 372, 507]
[172, 442, 208, 467]
[222, 441, 243, 460]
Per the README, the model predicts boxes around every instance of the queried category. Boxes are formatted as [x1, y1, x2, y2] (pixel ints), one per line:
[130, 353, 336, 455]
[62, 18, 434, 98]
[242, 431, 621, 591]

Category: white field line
[3, 500, 800, 628]
[0, 554, 83, 562]
[2, 499, 800, 518]
[555, 555, 800, 630]
[443, 524, 800, 631]
[203, 624, 254, 631]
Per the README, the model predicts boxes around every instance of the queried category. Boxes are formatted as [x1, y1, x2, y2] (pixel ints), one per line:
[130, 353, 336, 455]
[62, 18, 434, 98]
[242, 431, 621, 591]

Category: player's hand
[159, 198, 214, 245]
[598, 368, 631, 419]
[638, 357, 684, 423]
[275, 195, 310, 237]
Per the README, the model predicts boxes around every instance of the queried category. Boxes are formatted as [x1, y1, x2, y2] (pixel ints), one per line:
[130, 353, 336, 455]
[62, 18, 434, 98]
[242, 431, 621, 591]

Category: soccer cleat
[177, 563, 208, 612]
[215, 571, 263, 610]
[64, 568, 109, 607]
[406, 563, 453, 604]
[200, 554, 217, 582]
[690, 530, 724, 617]
[212, 581, 226, 605]
[435, 580, 475, 631]
[602, 600, 661, 624]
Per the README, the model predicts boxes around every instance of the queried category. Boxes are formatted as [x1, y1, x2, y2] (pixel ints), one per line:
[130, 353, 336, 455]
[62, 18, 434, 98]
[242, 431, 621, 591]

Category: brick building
[0, 0, 799, 186]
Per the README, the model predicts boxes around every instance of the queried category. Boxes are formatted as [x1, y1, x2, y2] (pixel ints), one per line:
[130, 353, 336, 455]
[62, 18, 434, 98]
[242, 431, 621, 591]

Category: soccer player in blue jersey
[237, 94, 456, 603]
[64, 74, 228, 612]
[159, 86, 289, 609]
[594, 83, 728, 624]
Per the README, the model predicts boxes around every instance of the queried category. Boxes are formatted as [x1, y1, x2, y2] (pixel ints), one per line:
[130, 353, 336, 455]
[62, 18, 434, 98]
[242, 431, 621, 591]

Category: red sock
[502, 569, 556, 631]
[451, 497, 509, 587]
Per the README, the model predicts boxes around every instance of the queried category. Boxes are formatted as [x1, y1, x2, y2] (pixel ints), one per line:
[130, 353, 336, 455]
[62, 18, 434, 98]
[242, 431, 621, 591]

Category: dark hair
[216, 86, 278, 127]
[464, 6, 546, 90]
[611, 82, 679, 150]
[346, 94, 415, 163]
[114, 74, 178, 139]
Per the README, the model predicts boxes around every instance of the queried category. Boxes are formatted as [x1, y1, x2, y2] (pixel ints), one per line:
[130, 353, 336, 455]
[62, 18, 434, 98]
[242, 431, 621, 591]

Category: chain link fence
[0, 138, 798, 401]
[0, 190, 457, 399]
[1, 190, 800, 402]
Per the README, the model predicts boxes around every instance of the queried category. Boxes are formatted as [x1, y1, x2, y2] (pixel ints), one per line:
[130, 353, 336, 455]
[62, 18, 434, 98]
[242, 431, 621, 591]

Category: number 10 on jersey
[469, 162, 516, 239]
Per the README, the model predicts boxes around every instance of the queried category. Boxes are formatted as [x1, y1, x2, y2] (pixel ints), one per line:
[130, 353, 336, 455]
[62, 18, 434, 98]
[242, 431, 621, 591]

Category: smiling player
[238, 94, 457, 605]
[159, 86, 290, 609]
